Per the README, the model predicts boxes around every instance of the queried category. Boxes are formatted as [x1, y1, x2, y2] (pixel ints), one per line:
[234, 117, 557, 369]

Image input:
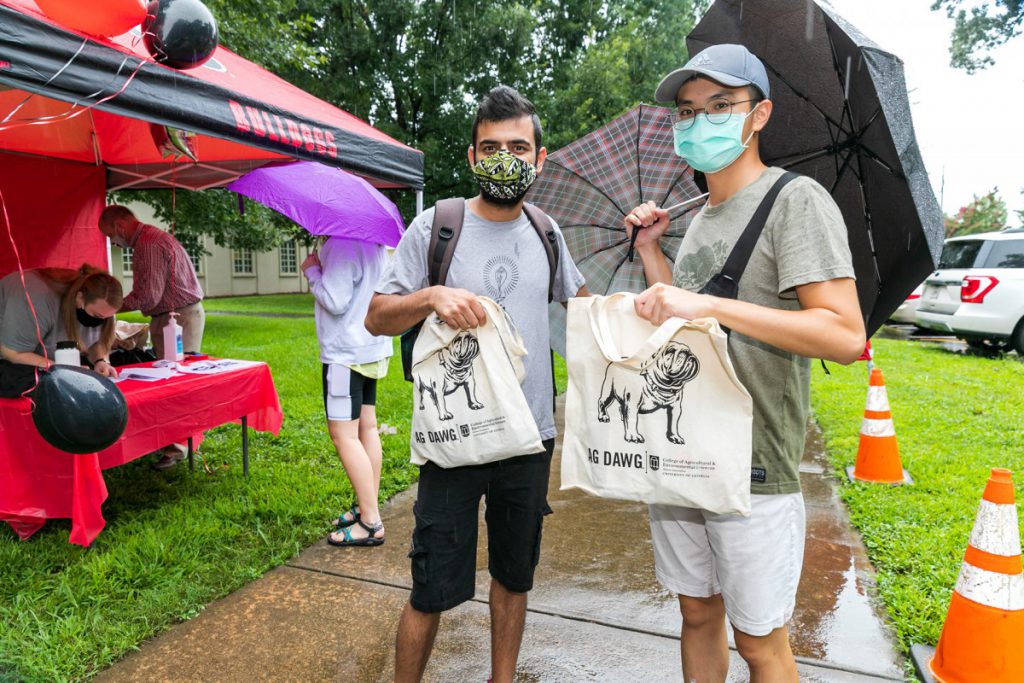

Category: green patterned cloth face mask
[472, 150, 537, 205]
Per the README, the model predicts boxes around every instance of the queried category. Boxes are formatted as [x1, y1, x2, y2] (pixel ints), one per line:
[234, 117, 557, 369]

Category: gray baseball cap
[655, 43, 770, 103]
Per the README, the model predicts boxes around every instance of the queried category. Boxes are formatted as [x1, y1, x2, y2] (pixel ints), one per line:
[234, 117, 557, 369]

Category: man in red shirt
[99, 206, 205, 358]
[99, 205, 206, 470]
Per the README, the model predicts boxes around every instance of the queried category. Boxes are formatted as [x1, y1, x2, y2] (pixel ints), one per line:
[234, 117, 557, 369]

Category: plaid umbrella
[527, 104, 705, 355]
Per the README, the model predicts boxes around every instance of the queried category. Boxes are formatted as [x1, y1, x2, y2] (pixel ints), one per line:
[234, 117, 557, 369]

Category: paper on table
[177, 359, 262, 375]
[118, 366, 176, 381]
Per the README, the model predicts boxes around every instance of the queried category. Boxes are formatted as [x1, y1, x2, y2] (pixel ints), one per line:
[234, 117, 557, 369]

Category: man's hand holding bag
[410, 296, 543, 468]
[561, 293, 753, 515]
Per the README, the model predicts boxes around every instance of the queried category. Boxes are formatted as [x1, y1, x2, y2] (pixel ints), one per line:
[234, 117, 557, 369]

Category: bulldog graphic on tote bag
[598, 339, 701, 445]
[416, 331, 485, 420]
[562, 293, 753, 515]
[411, 296, 543, 468]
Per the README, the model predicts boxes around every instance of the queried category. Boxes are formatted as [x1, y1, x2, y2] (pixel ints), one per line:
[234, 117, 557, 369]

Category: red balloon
[35, 0, 149, 38]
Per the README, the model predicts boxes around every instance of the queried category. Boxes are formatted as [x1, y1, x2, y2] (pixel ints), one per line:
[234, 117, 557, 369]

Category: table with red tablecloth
[0, 360, 282, 546]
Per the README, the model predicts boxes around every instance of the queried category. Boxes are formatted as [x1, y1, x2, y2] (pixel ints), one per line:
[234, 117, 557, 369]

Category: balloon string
[0, 186, 47, 404]
[0, 51, 148, 134]
[0, 24, 152, 129]
[0, 38, 91, 125]
[0, 28, 155, 408]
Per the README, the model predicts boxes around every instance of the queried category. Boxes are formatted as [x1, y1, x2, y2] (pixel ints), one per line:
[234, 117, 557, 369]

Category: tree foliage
[931, 0, 1024, 72]
[944, 188, 1008, 237]
[124, 0, 708, 251]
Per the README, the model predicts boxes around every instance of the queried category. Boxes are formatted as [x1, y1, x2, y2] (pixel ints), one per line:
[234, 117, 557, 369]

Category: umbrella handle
[626, 192, 708, 262]
[662, 192, 709, 215]
[627, 225, 641, 263]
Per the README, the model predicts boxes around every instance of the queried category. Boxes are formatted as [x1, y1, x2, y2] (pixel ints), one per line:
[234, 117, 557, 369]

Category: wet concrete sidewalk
[98, 399, 904, 682]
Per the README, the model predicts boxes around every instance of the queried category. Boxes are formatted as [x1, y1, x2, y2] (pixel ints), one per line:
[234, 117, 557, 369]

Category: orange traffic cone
[845, 367, 911, 484]
[911, 468, 1024, 683]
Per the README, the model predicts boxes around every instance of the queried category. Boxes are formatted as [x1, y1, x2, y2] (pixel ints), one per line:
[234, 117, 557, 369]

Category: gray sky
[825, 0, 1024, 225]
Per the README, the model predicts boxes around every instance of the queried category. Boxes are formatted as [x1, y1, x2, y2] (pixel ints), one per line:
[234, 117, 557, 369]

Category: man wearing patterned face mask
[367, 86, 588, 683]
[470, 148, 538, 206]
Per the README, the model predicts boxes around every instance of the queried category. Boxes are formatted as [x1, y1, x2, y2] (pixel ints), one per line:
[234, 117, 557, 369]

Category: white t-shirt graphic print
[376, 204, 586, 440]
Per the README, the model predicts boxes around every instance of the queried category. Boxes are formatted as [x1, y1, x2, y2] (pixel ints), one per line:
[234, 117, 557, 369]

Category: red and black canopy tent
[0, 0, 424, 274]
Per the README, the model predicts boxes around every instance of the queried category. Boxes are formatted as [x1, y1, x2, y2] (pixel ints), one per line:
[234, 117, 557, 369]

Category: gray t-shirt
[376, 204, 586, 441]
[0, 270, 101, 358]
[672, 167, 855, 495]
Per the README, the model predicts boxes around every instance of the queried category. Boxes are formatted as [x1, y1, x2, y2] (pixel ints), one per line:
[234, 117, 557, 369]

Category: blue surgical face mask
[672, 106, 758, 174]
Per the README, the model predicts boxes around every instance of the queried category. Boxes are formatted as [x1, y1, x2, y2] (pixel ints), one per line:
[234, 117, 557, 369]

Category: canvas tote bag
[562, 293, 753, 515]
[410, 296, 543, 468]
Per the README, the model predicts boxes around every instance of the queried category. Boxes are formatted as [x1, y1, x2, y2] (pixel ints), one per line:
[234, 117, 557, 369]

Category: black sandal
[327, 518, 384, 547]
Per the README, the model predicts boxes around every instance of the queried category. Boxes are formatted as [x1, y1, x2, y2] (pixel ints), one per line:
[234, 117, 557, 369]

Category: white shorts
[649, 493, 805, 637]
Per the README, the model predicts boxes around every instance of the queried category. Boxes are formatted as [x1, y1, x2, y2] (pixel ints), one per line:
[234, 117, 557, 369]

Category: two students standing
[317, 42, 865, 683]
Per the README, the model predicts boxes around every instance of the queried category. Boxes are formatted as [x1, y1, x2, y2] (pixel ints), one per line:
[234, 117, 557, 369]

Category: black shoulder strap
[720, 171, 800, 289]
[699, 171, 800, 299]
[428, 197, 465, 287]
[522, 202, 559, 303]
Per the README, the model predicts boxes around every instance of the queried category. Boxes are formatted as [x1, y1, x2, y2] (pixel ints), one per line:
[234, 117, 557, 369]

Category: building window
[232, 249, 254, 275]
[279, 240, 297, 275]
[121, 247, 133, 275]
[187, 249, 204, 276]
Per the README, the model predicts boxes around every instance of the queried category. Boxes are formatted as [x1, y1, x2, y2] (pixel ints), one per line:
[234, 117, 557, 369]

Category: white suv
[915, 229, 1024, 354]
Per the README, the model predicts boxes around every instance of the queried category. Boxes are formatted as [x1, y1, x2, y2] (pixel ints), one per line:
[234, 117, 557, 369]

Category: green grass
[0, 296, 417, 682]
[810, 337, 1024, 654]
[553, 351, 567, 395]
[202, 293, 315, 315]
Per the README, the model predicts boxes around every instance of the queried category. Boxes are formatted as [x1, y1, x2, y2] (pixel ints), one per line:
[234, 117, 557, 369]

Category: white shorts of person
[648, 493, 805, 637]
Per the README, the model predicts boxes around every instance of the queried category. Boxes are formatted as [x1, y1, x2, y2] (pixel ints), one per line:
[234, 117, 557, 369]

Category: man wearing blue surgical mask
[625, 44, 866, 682]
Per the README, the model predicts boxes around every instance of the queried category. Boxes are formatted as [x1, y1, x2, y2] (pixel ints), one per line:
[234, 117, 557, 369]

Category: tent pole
[106, 236, 113, 274]
[415, 190, 424, 215]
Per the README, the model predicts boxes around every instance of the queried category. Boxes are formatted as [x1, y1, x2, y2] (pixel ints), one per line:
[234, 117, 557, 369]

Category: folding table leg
[241, 416, 249, 477]
[187, 437, 194, 472]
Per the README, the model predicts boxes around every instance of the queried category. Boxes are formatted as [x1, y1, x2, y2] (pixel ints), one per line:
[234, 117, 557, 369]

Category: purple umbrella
[228, 161, 405, 247]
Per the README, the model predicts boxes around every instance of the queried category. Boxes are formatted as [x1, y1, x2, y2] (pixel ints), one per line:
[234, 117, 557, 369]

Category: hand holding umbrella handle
[626, 193, 708, 262]
[301, 250, 321, 273]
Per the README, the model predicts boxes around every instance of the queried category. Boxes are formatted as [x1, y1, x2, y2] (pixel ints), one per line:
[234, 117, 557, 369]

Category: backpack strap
[408, 199, 560, 384]
[699, 171, 800, 300]
[428, 197, 466, 287]
[522, 202, 559, 303]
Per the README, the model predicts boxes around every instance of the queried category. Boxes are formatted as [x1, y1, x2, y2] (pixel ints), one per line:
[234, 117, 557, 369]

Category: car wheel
[1013, 320, 1024, 356]
[965, 337, 1006, 353]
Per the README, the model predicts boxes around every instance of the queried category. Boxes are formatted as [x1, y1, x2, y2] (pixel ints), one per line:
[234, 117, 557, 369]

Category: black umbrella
[687, 0, 944, 335]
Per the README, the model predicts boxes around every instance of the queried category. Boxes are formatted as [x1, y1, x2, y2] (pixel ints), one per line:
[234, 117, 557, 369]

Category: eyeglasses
[671, 98, 759, 131]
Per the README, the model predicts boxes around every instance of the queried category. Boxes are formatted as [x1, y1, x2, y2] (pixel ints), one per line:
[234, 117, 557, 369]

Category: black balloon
[32, 366, 128, 454]
[143, 0, 219, 70]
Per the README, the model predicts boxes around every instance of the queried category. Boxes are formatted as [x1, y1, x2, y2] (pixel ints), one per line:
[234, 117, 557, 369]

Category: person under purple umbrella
[303, 236, 391, 547]
[231, 160, 405, 545]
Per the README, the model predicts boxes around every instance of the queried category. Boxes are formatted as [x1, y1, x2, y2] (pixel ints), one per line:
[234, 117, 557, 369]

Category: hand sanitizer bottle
[54, 341, 80, 366]
[162, 312, 184, 362]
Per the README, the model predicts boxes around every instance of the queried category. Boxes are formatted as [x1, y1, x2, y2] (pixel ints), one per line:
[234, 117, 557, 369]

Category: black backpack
[400, 198, 559, 382]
